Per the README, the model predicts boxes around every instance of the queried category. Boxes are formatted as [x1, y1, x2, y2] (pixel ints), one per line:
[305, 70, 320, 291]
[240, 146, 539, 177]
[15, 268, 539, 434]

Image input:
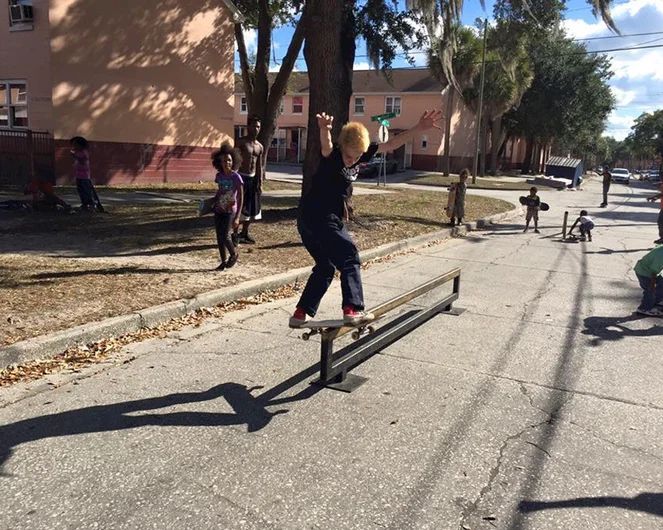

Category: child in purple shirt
[70, 136, 96, 211]
[212, 143, 244, 270]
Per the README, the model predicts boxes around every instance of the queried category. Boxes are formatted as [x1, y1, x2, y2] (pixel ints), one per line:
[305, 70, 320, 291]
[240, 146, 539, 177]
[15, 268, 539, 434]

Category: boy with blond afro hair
[289, 110, 443, 328]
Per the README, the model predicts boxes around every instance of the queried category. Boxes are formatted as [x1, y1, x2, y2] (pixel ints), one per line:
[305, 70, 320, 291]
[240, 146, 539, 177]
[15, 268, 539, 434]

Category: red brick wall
[55, 140, 219, 185]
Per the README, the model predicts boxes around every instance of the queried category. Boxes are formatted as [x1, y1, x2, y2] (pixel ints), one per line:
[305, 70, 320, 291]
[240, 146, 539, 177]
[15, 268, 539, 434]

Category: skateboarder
[600, 166, 612, 207]
[634, 245, 663, 317]
[646, 182, 663, 245]
[523, 187, 541, 234]
[446, 168, 469, 226]
[211, 143, 244, 271]
[568, 210, 595, 241]
[233, 115, 265, 245]
[289, 109, 444, 328]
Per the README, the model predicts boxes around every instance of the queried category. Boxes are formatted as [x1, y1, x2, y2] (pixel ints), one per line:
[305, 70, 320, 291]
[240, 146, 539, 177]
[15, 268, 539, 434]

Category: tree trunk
[303, 0, 356, 194]
[234, 5, 309, 160]
[480, 117, 489, 177]
[490, 115, 502, 175]
[522, 135, 535, 174]
[443, 88, 454, 176]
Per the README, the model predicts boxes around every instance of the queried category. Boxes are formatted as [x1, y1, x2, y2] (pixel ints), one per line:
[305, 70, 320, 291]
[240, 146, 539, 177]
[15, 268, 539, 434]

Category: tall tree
[428, 26, 482, 175]
[234, 1, 309, 155]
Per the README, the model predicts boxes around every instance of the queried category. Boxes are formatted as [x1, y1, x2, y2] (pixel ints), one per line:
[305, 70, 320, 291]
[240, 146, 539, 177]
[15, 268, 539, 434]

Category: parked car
[649, 170, 661, 183]
[611, 167, 631, 185]
[358, 155, 399, 178]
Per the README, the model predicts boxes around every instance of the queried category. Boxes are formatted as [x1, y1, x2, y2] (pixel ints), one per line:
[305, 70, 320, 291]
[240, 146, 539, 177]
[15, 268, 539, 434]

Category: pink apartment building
[0, 0, 242, 185]
[235, 68, 530, 173]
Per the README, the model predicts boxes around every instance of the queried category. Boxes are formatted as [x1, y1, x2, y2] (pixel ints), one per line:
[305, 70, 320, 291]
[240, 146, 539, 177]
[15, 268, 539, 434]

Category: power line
[575, 30, 663, 42]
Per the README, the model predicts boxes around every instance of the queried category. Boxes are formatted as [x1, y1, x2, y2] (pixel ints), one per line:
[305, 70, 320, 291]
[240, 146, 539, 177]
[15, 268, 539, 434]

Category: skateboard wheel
[302, 333, 310, 341]
[351, 330, 360, 340]
[368, 326, 375, 334]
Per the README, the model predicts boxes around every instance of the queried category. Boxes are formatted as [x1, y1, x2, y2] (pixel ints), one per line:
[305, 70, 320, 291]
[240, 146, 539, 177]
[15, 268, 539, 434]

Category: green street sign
[371, 112, 399, 122]
[379, 119, 390, 127]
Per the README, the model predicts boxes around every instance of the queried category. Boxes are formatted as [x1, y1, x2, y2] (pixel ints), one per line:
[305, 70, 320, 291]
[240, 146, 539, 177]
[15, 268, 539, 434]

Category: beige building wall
[50, 0, 236, 147]
[0, 0, 54, 132]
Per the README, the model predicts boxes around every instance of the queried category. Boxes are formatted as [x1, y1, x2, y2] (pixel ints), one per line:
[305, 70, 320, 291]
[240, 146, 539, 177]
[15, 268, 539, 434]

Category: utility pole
[472, 19, 488, 185]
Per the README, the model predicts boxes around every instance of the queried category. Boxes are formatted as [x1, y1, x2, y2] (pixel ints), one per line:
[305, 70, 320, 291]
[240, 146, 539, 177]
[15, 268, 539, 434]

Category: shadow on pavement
[0, 363, 323, 472]
[519, 492, 663, 517]
[582, 314, 663, 344]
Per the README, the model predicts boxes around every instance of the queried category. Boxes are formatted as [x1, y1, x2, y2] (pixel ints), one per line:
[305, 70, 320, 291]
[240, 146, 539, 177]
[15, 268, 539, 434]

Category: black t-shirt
[300, 142, 379, 222]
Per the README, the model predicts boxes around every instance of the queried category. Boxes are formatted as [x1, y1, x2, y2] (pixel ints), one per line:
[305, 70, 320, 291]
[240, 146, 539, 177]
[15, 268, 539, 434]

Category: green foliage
[428, 25, 482, 89]
[505, 33, 614, 155]
[626, 110, 663, 158]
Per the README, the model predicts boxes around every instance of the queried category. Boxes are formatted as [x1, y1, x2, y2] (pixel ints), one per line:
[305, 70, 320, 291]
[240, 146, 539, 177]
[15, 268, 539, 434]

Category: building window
[421, 134, 428, 150]
[385, 96, 401, 115]
[0, 81, 28, 129]
[292, 96, 303, 114]
[8, 0, 34, 30]
[240, 96, 247, 114]
[279, 101, 284, 116]
[354, 97, 365, 115]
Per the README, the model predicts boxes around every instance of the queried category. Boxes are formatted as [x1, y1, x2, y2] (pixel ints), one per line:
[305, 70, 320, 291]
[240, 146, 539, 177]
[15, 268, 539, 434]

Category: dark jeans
[658, 209, 663, 239]
[602, 181, 610, 205]
[214, 212, 236, 262]
[297, 214, 364, 316]
[580, 221, 594, 237]
[76, 179, 95, 208]
[636, 273, 663, 311]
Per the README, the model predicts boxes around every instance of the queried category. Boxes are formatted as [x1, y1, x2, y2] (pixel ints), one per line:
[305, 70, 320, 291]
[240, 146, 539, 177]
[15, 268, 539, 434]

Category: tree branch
[234, 23, 254, 104]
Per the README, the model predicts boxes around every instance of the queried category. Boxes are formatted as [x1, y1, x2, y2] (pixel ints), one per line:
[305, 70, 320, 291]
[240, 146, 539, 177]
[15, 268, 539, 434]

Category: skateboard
[519, 196, 550, 211]
[197, 196, 216, 217]
[445, 183, 457, 218]
[298, 317, 382, 341]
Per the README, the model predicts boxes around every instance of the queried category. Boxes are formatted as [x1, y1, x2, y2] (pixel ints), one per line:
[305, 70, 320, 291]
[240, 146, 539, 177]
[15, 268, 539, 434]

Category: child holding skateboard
[446, 168, 469, 226]
[523, 187, 541, 234]
[568, 210, 595, 242]
[633, 245, 663, 317]
[289, 109, 444, 328]
[211, 143, 244, 271]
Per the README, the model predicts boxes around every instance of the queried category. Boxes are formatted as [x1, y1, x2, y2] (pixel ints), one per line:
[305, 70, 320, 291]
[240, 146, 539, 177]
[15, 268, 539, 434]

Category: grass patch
[0, 189, 512, 345]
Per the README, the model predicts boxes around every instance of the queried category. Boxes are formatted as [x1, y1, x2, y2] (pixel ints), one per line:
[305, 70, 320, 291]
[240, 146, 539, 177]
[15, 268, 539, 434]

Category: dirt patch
[410, 173, 534, 191]
[0, 189, 512, 344]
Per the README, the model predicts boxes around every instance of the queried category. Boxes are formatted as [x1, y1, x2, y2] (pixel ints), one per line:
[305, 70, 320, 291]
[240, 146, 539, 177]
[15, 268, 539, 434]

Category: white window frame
[0, 80, 29, 130]
[292, 95, 303, 115]
[385, 96, 401, 115]
[278, 100, 284, 116]
[240, 96, 247, 114]
[421, 134, 428, 150]
[354, 97, 365, 116]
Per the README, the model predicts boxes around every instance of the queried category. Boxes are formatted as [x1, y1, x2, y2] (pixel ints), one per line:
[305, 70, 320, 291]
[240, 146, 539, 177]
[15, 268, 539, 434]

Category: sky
[236, 0, 663, 141]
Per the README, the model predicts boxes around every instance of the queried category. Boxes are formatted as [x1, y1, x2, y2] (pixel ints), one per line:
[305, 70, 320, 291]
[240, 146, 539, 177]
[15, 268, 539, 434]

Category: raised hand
[418, 110, 444, 131]
[316, 112, 334, 131]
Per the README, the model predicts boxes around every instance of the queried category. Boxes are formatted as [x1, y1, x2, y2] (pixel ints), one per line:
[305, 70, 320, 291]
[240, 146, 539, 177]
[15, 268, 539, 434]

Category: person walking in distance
[289, 109, 444, 328]
[234, 115, 265, 245]
[600, 166, 612, 207]
[647, 180, 663, 245]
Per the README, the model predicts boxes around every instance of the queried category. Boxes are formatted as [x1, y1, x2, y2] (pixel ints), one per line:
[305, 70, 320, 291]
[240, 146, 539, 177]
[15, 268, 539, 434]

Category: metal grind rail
[313, 268, 464, 392]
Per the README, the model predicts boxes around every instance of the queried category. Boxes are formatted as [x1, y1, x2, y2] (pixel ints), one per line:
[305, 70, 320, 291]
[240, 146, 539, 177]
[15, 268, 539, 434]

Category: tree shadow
[582, 314, 663, 344]
[519, 493, 663, 517]
[31, 265, 214, 280]
[584, 248, 652, 255]
[49, 0, 237, 184]
[0, 361, 323, 472]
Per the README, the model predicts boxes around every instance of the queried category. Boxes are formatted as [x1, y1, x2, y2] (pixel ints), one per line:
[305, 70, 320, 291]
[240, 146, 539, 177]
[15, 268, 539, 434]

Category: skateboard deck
[197, 196, 216, 217]
[445, 183, 457, 218]
[519, 196, 549, 211]
[298, 317, 382, 341]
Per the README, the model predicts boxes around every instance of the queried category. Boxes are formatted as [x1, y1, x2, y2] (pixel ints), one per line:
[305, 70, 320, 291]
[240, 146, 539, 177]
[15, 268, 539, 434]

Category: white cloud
[354, 62, 372, 71]
[563, 0, 663, 139]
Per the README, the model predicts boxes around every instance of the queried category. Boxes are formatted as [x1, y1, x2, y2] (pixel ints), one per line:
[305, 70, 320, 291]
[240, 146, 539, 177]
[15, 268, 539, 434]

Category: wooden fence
[0, 129, 55, 187]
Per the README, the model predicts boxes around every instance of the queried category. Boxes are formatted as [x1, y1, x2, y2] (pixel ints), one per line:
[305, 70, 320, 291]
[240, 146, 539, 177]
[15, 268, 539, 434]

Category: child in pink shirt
[70, 136, 95, 210]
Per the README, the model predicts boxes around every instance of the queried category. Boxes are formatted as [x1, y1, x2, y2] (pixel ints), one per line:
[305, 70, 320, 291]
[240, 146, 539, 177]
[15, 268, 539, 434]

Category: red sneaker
[342, 306, 375, 326]
[289, 307, 308, 328]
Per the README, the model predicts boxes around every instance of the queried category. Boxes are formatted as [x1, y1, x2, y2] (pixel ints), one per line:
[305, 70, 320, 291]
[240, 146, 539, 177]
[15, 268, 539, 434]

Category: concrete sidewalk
[1, 177, 662, 529]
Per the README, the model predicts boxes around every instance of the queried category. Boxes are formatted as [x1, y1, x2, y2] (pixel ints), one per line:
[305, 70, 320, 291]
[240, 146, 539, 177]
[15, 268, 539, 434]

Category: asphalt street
[0, 177, 662, 530]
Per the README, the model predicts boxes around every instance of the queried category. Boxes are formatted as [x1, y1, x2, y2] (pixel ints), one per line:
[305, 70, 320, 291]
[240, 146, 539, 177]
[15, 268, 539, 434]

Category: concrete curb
[0, 206, 520, 368]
